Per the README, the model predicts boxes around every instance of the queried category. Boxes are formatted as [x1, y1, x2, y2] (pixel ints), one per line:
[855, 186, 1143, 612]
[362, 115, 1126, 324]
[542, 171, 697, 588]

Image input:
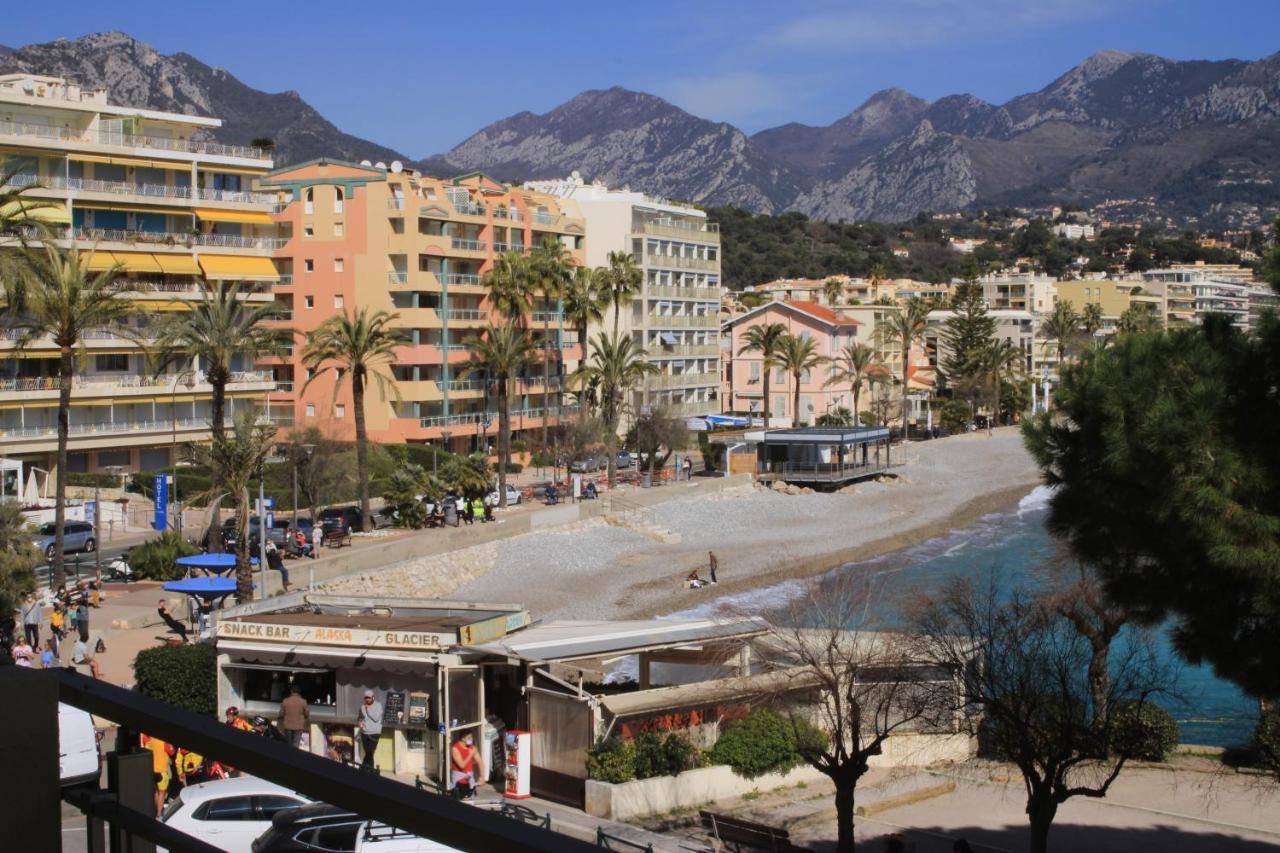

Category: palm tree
[530, 237, 575, 447]
[881, 298, 932, 434]
[563, 266, 608, 423]
[822, 277, 844, 307]
[976, 338, 1025, 433]
[737, 322, 788, 426]
[1081, 302, 1104, 346]
[573, 332, 658, 487]
[149, 280, 290, 549]
[458, 323, 534, 508]
[9, 247, 132, 587]
[485, 251, 537, 327]
[825, 342, 880, 422]
[186, 412, 277, 602]
[604, 250, 643, 336]
[1040, 299, 1081, 367]
[300, 308, 404, 531]
[776, 334, 829, 428]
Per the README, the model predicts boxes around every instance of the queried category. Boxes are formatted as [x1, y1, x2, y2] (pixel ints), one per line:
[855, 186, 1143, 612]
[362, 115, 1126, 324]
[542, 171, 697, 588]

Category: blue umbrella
[176, 553, 259, 574]
[162, 576, 249, 599]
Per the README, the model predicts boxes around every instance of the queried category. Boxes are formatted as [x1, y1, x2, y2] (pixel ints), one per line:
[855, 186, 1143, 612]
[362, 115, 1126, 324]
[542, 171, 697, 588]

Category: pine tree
[941, 281, 996, 388]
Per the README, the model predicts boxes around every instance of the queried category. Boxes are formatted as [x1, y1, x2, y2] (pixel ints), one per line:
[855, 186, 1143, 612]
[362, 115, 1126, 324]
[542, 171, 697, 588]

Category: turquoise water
[676, 486, 1257, 748]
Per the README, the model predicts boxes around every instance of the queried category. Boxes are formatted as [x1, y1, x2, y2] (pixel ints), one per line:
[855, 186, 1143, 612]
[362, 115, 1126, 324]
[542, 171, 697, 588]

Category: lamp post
[293, 443, 315, 526]
[258, 461, 267, 599]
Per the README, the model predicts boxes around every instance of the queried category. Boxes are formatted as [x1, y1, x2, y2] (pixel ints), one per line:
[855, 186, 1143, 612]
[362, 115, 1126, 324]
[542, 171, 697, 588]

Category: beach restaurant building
[214, 594, 768, 807]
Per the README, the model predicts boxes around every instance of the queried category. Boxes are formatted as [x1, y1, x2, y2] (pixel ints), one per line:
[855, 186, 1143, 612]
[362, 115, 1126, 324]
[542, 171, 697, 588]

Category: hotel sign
[217, 620, 446, 652]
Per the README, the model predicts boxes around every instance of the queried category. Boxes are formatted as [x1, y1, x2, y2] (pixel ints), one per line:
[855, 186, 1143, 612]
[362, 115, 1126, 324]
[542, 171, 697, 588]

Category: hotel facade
[260, 161, 586, 453]
[526, 175, 722, 422]
[0, 74, 279, 477]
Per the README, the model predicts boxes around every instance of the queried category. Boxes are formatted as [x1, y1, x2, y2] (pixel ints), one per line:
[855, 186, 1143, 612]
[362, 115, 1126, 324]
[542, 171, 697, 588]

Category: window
[304, 259, 314, 273]
[333, 187, 344, 214]
[95, 354, 129, 372]
[334, 295, 345, 309]
[749, 361, 760, 381]
[334, 258, 344, 273]
[334, 223, 344, 237]
[256, 796, 306, 820]
[304, 187, 314, 215]
[96, 450, 130, 467]
[303, 226, 314, 238]
[195, 797, 256, 822]
[306, 403, 315, 418]
[335, 404, 346, 419]
[295, 823, 361, 851]
[304, 296, 314, 309]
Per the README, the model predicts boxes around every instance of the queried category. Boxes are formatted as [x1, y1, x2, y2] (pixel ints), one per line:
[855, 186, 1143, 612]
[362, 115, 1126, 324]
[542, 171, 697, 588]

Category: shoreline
[626, 479, 1041, 619]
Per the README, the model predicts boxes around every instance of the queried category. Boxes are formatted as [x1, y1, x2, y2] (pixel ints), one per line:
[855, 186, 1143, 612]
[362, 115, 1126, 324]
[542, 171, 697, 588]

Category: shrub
[1252, 708, 1280, 780]
[511, 439, 529, 453]
[633, 732, 698, 780]
[586, 738, 636, 783]
[503, 462, 523, 474]
[129, 530, 201, 581]
[1113, 701, 1179, 761]
[939, 398, 971, 434]
[710, 708, 826, 778]
[133, 642, 218, 716]
[67, 472, 123, 489]
[529, 451, 556, 468]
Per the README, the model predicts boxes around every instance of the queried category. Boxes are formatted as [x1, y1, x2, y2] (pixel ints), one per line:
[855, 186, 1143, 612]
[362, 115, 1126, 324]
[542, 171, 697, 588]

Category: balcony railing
[653, 372, 719, 388]
[651, 344, 719, 358]
[388, 271, 409, 284]
[641, 252, 718, 272]
[446, 380, 485, 392]
[637, 218, 721, 242]
[4, 173, 278, 205]
[442, 309, 485, 321]
[647, 314, 717, 328]
[71, 227, 285, 250]
[441, 273, 483, 286]
[531, 212, 557, 225]
[647, 284, 721, 299]
[416, 404, 580, 429]
[273, 381, 295, 393]
[0, 416, 243, 441]
[450, 239, 487, 252]
[453, 203, 486, 217]
[387, 198, 406, 210]
[492, 208, 523, 222]
[531, 311, 564, 324]
[0, 120, 271, 160]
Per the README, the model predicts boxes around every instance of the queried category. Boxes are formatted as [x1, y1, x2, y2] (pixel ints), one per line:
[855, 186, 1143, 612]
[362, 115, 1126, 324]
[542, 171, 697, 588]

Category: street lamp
[293, 443, 315, 526]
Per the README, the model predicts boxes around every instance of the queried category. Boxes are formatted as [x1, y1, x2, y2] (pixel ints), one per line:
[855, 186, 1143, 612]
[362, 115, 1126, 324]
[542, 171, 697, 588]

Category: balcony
[0, 416, 243, 442]
[388, 271, 409, 285]
[440, 273, 483, 286]
[416, 404, 580, 430]
[531, 212, 557, 226]
[652, 372, 719, 389]
[651, 344, 719, 358]
[492, 208, 523, 222]
[387, 198, 406, 211]
[445, 379, 486, 392]
[450, 238, 487, 253]
[637, 219, 721, 243]
[0, 120, 271, 162]
[273, 381, 295, 393]
[70, 227, 285, 251]
[453, 203, 486, 217]
[5, 173, 277, 206]
[531, 311, 564, 324]
[647, 314, 718, 329]
[442, 309, 485, 322]
[647, 284, 721, 299]
[642, 252, 718, 272]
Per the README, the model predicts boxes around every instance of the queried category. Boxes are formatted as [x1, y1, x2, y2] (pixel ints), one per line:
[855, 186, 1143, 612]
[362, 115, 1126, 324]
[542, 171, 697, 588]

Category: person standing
[142, 734, 173, 817]
[311, 523, 323, 560]
[450, 731, 482, 799]
[40, 638, 56, 669]
[11, 634, 34, 667]
[683, 456, 693, 481]
[357, 690, 383, 770]
[279, 685, 310, 749]
[75, 598, 90, 643]
[20, 593, 39, 648]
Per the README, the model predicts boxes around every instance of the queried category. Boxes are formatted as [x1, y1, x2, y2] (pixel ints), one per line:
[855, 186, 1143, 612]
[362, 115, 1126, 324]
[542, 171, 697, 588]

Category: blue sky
[5, 0, 1278, 159]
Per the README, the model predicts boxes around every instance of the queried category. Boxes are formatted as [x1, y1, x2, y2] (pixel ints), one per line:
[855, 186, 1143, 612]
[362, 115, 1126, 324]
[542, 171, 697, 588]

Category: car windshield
[161, 795, 185, 823]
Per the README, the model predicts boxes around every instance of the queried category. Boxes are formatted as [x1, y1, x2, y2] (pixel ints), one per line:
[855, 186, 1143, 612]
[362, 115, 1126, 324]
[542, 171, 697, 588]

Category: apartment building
[261, 161, 585, 453]
[525, 175, 721, 421]
[1054, 279, 1164, 334]
[0, 74, 279, 476]
[980, 272, 1057, 314]
[925, 309, 1037, 381]
[1141, 266, 1250, 331]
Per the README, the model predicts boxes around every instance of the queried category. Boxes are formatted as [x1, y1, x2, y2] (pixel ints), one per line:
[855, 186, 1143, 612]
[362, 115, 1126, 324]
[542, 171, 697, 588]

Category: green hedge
[633, 732, 697, 779]
[133, 642, 218, 716]
[129, 530, 202, 581]
[586, 738, 636, 783]
[710, 709, 827, 778]
[67, 472, 123, 489]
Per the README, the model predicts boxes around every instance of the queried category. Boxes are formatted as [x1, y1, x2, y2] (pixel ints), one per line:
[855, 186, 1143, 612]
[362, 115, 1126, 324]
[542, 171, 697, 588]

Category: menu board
[406, 691, 431, 726]
[384, 690, 407, 724]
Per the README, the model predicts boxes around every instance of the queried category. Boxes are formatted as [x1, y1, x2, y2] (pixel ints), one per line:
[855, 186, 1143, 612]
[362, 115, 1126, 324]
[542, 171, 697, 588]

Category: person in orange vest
[141, 733, 174, 817]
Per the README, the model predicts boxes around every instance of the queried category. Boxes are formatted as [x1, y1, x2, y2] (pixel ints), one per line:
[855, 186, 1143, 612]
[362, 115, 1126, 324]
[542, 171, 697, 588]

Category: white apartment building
[526, 174, 721, 421]
[1052, 223, 1095, 240]
[1141, 267, 1251, 331]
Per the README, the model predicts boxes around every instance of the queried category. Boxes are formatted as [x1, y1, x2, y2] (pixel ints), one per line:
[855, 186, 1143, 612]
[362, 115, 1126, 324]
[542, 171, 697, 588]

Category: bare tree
[911, 575, 1172, 853]
[762, 575, 961, 853]
[629, 406, 689, 484]
[1045, 558, 1129, 737]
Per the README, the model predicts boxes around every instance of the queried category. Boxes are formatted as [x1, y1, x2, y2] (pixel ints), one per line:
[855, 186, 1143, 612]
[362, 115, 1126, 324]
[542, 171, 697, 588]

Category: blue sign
[264, 496, 275, 509]
[153, 475, 168, 530]
[481, 420, 491, 431]
[84, 500, 96, 524]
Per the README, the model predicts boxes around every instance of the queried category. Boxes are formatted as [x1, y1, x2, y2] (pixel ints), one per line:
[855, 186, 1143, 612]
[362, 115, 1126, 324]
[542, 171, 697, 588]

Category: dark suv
[251, 803, 360, 852]
[317, 506, 388, 533]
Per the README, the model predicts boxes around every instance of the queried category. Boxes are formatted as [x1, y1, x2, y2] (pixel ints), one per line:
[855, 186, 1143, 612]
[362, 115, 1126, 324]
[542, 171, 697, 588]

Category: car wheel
[84, 538, 96, 553]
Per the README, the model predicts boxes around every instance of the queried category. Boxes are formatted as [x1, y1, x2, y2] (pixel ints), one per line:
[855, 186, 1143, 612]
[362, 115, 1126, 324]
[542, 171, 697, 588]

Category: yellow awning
[153, 254, 202, 275]
[84, 252, 120, 272]
[109, 252, 164, 274]
[199, 165, 267, 176]
[6, 400, 58, 408]
[72, 400, 114, 407]
[194, 208, 274, 225]
[0, 200, 71, 224]
[198, 255, 280, 281]
[74, 200, 190, 216]
[68, 153, 180, 169]
[167, 395, 198, 404]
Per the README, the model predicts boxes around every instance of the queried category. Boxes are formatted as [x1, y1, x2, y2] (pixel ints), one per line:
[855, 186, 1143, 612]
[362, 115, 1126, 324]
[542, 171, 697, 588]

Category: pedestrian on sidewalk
[280, 685, 310, 749]
[311, 524, 323, 559]
[357, 690, 383, 770]
[11, 634, 34, 667]
[40, 639, 56, 669]
[75, 598, 90, 643]
[450, 731, 482, 799]
[49, 602, 65, 655]
[158, 599, 189, 643]
[20, 592, 39, 648]
[683, 456, 693, 480]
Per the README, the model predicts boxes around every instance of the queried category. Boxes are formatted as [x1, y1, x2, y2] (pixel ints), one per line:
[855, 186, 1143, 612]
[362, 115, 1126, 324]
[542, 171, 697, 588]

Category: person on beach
[709, 551, 719, 584]
[686, 569, 706, 589]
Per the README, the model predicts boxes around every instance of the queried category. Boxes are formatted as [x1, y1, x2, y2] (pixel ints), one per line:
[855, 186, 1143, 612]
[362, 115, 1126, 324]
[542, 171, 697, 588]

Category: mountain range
[3, 33, 1279, 224]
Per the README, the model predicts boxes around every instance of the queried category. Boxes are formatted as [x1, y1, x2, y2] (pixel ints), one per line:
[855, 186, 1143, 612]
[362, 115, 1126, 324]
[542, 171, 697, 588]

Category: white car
[162, 776, 311, 852]
[486, 484, 522, 506]
[354, 823, 463, 852]
[59, 703, 101, 787]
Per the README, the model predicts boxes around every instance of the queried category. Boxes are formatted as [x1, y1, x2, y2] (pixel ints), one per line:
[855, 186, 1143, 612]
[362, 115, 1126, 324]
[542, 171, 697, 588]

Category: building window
[303, 226, 314, 238]
[334, 258, 344, 273]
[304, 259, 314, 273]
[96, 449, 130, 468]
[304, 187, 314, 215]
[335, 404, 346, 419]
[95, 354, 129, 372]
[334, 187, 344, 214]
[305, 403, 315, 418]
[334, 223, 344, 237]
[334, 295, 345, 309]
[304, 296, 314, 309]
[749, 361, 760, 381]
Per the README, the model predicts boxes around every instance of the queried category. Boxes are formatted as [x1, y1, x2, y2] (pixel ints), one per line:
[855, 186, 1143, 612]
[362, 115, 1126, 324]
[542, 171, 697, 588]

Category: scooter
[104, 549, 134, 581]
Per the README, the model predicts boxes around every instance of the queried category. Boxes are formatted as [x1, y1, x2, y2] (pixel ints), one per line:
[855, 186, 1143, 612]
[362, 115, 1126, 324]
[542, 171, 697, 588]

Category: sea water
[669, 485, 1256, 748]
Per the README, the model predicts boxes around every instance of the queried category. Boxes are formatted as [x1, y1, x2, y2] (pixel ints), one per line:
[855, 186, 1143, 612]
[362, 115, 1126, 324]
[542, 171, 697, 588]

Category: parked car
[251, 804, 361, 853]
[486, 484, 522, 506]
[318, 506, 390, 533]
[59, 703, 100, 787]
[31, 521, 95, 561]
[616, 449, 633, 468]
[268, 517, 313, 544]
[569, 453, 608, 473]
[162, 776, 311, 853]
[353, 823, 463, 852]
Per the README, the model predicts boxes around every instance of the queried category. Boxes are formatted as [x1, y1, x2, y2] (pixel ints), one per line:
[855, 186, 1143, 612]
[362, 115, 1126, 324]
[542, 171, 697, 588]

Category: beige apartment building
[527, 175, 721, 421]
[260, 161, 585, 453]
[0, 73, 279, 478]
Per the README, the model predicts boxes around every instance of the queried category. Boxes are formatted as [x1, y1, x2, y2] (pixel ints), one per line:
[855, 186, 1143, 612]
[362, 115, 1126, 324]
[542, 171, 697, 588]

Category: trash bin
[444, 502, 457, 527]
[643, 471, 652, 488]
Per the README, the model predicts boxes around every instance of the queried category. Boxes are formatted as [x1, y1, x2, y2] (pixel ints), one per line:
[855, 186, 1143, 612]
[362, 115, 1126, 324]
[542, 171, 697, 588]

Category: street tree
[628, 406, 688, 484]
[530, 236, 576, 447]
[738, 322, 788, 426]
[458, 323, 534, 508]
[882, 298, 932, 432]
[573, 332, 658, 488]
[825, 341, 882, 421]
[776, 333, 829, 428]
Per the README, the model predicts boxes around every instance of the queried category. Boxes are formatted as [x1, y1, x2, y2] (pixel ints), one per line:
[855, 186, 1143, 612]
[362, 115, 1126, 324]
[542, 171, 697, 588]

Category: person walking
[49, 603, 65, 656]
[20, 592, 40, 648]
[357, 689, 383, 770]
[683, 456, 693, 481]
[75, 598, 90, 643]
[280, 685, 310, 749]
[311, 523, 323, 559]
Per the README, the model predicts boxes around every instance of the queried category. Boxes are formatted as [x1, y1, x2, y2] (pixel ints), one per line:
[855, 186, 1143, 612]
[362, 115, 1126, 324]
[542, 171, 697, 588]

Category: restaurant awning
[0, 200, 71, 224]
[466, 617, 769, 664]
[198, 255, 280, 281]
[194, 208, 274, 225]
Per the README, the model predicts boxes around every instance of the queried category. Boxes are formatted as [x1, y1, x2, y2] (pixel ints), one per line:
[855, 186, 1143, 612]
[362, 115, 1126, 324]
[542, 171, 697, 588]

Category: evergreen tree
[941, 281, 996, 392]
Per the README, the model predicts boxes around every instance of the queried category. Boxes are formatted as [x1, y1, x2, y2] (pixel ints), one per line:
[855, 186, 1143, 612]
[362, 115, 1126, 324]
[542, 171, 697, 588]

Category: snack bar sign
[217, 620, 446, 651]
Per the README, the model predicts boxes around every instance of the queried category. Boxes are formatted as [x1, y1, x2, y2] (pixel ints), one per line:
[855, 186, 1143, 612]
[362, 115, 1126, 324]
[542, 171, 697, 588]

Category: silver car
[569, 453, 609, 473]
[31, 521, 96, 561]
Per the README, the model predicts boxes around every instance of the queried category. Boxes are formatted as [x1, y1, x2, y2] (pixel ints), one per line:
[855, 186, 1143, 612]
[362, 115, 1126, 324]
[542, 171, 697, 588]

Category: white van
[353, 823, 463, 852]
[59, 702, 101, 787]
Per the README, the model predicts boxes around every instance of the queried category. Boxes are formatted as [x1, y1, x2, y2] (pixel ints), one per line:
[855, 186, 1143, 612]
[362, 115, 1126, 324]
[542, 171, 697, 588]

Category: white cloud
[775, 0, 1124, 50]
[658, 71, 798, 126]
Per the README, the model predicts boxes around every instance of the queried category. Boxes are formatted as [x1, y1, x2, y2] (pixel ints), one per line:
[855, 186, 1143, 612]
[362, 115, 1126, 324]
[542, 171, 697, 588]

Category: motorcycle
[104, 550, 134, 582]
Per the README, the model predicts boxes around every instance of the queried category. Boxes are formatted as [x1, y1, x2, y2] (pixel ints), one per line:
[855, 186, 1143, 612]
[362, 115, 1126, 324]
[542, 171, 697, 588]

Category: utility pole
[258, 464, 267, 599]
[93, 483, 101, 575]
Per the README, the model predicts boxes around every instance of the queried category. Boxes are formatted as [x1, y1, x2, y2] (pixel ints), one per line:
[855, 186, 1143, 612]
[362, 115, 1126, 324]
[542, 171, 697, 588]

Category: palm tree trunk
[792, 371, 802, 428]
[206, 370, 228, 553]
[235, 485, 252, 603]
[901, 358, 910, 438]
[497, 379, 510, 508]
[605, 405, 618, 489]
[52, 346, 73, 589]
[852, 382, 861, 426]
[612, 300, 620, 337]
[578, 322, 589, 427]
[542, 320, 551, 450]
[762, 367, 771, 428]
[352, 371, 371, 531]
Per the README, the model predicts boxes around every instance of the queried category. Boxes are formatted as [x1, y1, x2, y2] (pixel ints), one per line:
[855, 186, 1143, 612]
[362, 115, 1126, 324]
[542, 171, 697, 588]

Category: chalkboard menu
[384, 690, 407, 724]
[407, 691, 431, 726]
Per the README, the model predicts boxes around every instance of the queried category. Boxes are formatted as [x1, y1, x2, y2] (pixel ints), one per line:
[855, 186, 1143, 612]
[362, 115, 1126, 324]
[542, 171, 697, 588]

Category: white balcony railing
[0, 120, 271, 161]
[387, 198, 406, 210]
[441, 273, 483, 286]
[71, 227, 285, 250]
[4, 173, 277, 205]
[450, 238, 486, 252]
[0, 416, 242, 440]
[442, 309, 484, 321]
[388, 271, 409, 285]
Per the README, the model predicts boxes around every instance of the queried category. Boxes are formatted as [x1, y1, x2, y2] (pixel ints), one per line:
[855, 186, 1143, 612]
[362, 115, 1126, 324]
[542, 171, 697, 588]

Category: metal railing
[72, 227, 285, 250]
[491, 207, 523, 222]
[531, 212, 557, 225]
[442, 308, 484, 321]
[388, 271, 409, 284]
[652, 344, 719, 357]
[532, 311, 564, 323]
[652, 372, 718, 388]
[4, 173, 277, 205]
[445, 379, 485, 392]
[646, 284, 721, 299]
[274, 381, 295, 393]
[387, 197, 406, 210]
[757, 459, 896, 482]
[641, 252, 718, 271]
[0, 416, 232, 440]
[647, 314, 717, 328]
[441, 273, 483, 286]
[0, 120, 272, 160]
[453, 202, 486, 216]
[450, 238, 487, 252]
